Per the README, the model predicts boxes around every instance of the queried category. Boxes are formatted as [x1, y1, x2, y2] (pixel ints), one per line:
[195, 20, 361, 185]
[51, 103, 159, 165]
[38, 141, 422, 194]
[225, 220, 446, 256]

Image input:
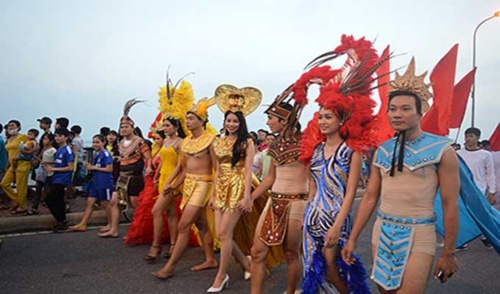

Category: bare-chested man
[152, 98, 218, 279]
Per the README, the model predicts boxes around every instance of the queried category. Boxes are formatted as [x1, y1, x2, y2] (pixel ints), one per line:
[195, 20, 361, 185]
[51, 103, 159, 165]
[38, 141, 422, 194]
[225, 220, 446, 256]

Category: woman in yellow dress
[145, 117, 185, 261]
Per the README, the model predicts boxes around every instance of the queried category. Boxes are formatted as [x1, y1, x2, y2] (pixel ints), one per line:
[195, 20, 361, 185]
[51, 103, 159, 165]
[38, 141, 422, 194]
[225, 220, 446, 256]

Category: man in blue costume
[342, 58, 459, 293]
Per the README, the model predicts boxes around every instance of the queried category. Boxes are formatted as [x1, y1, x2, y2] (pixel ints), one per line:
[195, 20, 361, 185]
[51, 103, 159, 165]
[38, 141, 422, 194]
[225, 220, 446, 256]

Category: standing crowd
[1, 35, 499, 294]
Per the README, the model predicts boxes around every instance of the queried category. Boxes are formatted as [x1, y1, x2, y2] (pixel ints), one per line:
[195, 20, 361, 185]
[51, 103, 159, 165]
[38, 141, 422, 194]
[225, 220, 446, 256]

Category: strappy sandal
[163, 243, 175, 259]
[144, 245, 162, 262]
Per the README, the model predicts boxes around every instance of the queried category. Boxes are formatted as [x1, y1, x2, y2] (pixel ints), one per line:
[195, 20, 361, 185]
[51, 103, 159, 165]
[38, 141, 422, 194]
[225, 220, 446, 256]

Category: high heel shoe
[144, 245, 162, 262]
[207, 274, 229, 293]
[244, 255, 252, 280]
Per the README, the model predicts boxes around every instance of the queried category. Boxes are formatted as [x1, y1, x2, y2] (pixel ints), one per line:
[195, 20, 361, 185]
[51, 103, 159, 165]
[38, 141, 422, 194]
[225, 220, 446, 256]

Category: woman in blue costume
[292, 35, 388, 294]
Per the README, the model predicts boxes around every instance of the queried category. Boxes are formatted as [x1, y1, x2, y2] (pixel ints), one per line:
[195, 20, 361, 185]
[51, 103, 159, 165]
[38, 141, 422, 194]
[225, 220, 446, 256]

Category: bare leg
[98, 192, 119, 237]
[209, 209, 242, 288]
[283, 218, 303, 294]
[102, 201, 111, 227]
[191, 207, 218, 271]
[166, 198, 179, 253]
[129, 195, 138, 209]
[77, 197, 96, 226]
[232, 240, 251, 273]
[250, 212, 270, 294]
[324, 245, 348, 294]
[149, 193, 175, 256]
[153, 204, 204, 279]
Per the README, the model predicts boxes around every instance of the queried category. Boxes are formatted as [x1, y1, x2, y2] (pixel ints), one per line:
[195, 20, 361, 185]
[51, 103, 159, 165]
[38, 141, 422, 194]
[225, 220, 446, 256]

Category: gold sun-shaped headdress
[214, 84, 262, 117]
[388, 57, 433, 113]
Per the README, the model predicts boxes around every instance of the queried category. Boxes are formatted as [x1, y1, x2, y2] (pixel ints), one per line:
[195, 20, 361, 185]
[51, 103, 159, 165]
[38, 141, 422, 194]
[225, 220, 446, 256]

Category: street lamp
[471, 11, 500, 127]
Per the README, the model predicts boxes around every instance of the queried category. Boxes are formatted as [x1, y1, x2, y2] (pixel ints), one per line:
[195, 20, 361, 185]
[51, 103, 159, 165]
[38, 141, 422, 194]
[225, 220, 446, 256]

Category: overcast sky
[1, 0, 499, 143]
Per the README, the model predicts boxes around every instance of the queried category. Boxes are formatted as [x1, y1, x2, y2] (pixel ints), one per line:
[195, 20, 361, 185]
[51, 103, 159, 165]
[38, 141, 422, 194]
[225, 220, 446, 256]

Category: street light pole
[471, 11, 500, 128]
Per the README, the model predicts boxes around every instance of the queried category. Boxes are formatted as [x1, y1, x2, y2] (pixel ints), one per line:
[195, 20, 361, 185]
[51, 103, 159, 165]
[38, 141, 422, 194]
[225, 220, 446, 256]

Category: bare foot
[99, 225, 111, 233]
[97, 231, 119, 238]
[151, 269, 174, 280]
[190, 260, 218, 271]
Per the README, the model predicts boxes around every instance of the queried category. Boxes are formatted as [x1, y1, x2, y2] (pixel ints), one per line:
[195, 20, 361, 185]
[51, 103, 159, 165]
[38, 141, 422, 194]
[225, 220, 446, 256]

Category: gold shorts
[181, 173, 213, 210]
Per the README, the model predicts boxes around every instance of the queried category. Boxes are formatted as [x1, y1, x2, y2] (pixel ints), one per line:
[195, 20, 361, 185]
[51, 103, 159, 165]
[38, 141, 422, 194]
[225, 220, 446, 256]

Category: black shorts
[116, 174, 144, 197]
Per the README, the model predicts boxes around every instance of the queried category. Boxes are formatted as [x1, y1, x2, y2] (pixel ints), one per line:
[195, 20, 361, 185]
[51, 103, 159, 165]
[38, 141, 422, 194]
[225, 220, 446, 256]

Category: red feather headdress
[292, 35, 392, 165]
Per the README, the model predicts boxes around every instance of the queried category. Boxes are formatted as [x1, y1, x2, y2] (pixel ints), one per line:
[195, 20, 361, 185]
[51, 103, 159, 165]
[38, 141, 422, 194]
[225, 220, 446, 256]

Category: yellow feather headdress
[188, 96, 216, 121]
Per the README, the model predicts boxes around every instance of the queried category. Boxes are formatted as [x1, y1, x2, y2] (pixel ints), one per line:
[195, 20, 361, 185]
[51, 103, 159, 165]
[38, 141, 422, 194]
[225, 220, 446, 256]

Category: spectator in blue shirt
[44, 128, 74, 232]
[70, 134, 113, 232]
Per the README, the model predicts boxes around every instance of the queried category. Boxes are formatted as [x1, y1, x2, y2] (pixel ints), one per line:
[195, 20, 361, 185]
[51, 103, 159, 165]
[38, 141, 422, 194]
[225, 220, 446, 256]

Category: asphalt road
[0, 200, 499, 294]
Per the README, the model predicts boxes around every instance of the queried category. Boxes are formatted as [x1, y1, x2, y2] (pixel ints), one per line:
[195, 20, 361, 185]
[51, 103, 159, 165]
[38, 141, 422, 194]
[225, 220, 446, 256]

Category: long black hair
[42, 132, 58, 149]
[164, 117, 186, 139]
[224, 111, 251, 167]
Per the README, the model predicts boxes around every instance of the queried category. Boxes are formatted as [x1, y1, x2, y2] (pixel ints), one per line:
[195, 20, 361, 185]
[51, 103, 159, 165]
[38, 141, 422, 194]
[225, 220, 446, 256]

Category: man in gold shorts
[153, 97, 219, 279]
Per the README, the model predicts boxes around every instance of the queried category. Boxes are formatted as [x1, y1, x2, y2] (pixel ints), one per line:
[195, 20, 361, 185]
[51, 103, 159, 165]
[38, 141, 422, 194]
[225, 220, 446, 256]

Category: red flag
[421, 44, 458, 136]
[374, 46, 394, 142]
[450, 68, 476, 128]
[489, 123, 500, 151]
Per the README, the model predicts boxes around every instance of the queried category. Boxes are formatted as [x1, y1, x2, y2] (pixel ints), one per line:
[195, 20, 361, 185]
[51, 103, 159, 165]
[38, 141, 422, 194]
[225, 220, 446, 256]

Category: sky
[1, 0, 499, 144]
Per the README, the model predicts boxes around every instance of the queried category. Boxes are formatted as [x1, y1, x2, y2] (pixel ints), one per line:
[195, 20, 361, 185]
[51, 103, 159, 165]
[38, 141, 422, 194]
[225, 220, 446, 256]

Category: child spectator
[70, 134, 113, 232]
[70, 125, 85, 187]
[27, 133, 57, 215]
[44, 128, 74, 232]
[12, 129, 39, 171]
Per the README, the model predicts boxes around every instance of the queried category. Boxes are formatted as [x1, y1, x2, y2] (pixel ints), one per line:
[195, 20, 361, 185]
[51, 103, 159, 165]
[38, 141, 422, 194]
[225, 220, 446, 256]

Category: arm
[208, 144, 219, 200]
[306, 169, 316, 200]
[237, 139, 255, 212]
[88, 163, 113, 173]
[255, 153, 263, 178]
[50, 161, 75, 172]
[163, 154, 183, 193]
[485, 152, 497, 204]
[341, 161, 382, 264]
[251, 160, 276, 200]
[20, 141, 38, 155]
[142, 142, 153, 176]
[433, 148, 459, 282]
[325, 152, 362, 247]
[154, 161, 162, 184]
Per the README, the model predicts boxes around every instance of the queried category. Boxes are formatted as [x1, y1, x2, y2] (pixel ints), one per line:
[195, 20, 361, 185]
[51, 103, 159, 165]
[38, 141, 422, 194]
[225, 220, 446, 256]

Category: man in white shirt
[457, 127, 496, 249]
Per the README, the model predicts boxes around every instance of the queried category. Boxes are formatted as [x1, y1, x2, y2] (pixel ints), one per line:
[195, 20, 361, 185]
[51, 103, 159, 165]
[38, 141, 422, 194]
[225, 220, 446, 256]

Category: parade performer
[99, 99, 152, 238]
[124, 130, 165, 245]
[249, 84, 309, 294]
[341, 58, 460, 293]
[292, 35, 389, 294]
[152, 97, 219, 279]
[146, 77, 195, 261]
[206, 85, 262, 292]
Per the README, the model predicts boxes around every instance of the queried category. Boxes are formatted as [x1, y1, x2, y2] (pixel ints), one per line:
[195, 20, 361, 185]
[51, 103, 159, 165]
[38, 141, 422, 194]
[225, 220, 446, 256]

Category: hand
[236, 197, 253, 214]
[341, 239, 357, 265]
[487, 193, 496, 205]
[433, 252, 458, 283]
[208, 197, 215, 211]
[86, 165, 94, 171]
[144, 166, 153, 176]
[324, 225, 341, 249]
[162, 185, 172, 197]
[153, 179, 159, 188]
[44, 165, 53, 172]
